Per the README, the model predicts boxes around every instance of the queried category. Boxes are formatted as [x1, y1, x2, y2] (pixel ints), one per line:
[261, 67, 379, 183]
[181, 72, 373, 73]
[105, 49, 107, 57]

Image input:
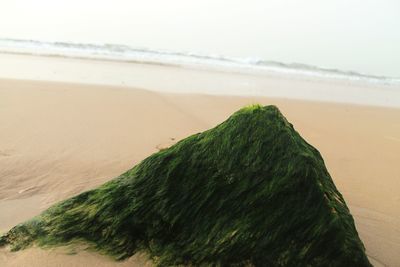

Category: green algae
[1, 105, 371, 266]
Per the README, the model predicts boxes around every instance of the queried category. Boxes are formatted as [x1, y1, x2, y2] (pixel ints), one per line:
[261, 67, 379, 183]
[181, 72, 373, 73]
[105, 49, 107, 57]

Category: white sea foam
[0, 38, 399, 86]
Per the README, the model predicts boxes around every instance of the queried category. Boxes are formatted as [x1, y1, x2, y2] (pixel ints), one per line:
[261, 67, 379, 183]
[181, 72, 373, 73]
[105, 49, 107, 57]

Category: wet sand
[0, 74, 399, 266]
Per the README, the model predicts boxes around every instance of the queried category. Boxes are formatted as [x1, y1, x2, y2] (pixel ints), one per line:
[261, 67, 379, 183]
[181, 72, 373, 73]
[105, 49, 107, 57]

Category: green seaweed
[1, 105, 371, 266]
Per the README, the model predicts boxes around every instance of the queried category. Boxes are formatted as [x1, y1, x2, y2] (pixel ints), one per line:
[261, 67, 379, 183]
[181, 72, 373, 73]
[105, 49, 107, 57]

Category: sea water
[0, 38, 399, 87]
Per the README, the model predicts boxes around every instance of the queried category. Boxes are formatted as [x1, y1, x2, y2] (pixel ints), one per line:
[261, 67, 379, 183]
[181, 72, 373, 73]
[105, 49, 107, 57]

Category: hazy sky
[0, 0, 399, 77]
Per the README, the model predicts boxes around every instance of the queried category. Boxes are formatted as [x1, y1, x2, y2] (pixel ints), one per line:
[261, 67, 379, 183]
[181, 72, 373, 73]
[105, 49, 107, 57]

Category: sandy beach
[0, 55, 399, 266]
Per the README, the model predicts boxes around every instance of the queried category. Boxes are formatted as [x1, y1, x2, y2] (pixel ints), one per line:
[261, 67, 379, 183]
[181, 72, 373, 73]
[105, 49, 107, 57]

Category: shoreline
[1, 53, 400, 108]
[1, 37, 399, 86]
[2, 77, 400, 114]
[0, 49, 397, 87]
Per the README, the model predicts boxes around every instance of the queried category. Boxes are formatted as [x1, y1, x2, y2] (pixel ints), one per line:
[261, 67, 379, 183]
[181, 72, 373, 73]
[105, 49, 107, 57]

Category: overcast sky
[0, 0, 399, 77]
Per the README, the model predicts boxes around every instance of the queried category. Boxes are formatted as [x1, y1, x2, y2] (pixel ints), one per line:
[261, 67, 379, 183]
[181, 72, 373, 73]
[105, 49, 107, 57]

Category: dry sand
[0, 78, 399, 266]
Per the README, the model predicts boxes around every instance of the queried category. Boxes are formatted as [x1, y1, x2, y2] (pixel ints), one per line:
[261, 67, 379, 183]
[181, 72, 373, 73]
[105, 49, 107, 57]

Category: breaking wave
[0, 38, 399, 86]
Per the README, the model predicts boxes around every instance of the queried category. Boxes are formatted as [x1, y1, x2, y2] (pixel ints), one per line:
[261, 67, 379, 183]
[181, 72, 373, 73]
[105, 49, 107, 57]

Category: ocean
[0, 38, 399, 87]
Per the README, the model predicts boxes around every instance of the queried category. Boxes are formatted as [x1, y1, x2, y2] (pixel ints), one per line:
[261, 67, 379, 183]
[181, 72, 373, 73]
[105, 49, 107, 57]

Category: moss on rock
[1, 105, 371, 266]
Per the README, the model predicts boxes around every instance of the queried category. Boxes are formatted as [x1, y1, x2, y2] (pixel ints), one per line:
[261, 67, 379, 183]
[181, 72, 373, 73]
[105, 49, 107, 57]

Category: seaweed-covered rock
[1, 105, 371, 266]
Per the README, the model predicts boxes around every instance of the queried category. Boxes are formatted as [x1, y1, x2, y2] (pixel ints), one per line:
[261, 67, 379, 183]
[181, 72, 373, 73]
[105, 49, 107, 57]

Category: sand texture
[0, 79, 399, 266]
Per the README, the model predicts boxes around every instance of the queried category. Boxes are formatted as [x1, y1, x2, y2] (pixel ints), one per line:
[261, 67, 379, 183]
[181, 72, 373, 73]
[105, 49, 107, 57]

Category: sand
[0, 62, 399, 266]
[1, 52, 400, 108]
